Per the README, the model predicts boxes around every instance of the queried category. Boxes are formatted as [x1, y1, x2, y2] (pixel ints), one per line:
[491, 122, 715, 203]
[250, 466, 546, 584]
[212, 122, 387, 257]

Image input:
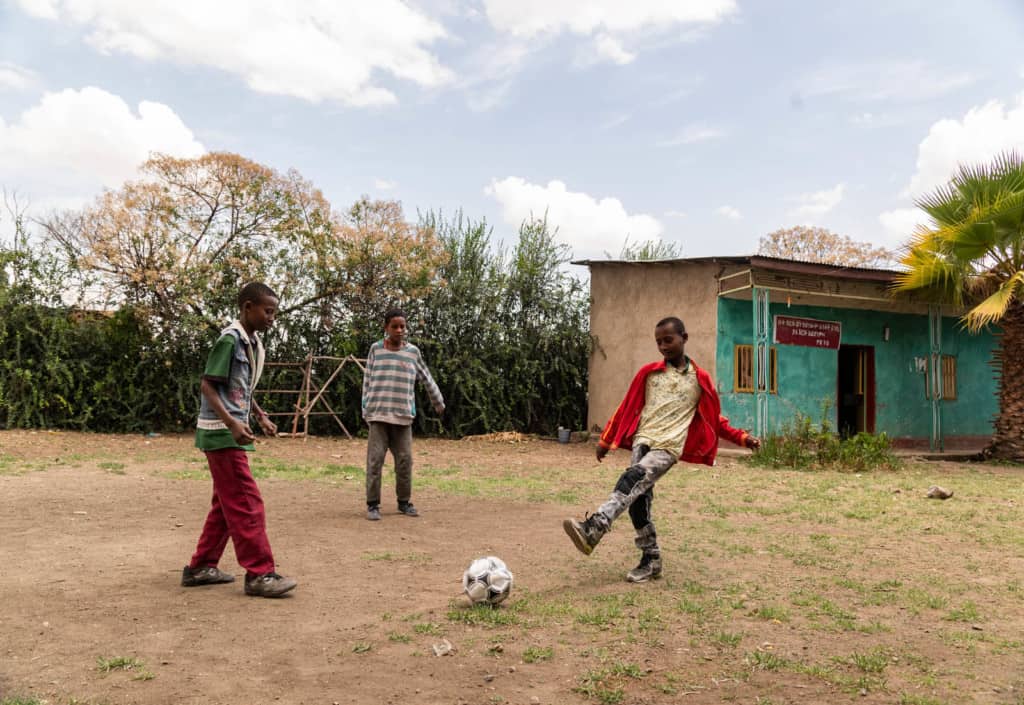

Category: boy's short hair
[383, 308, 406, 325]
[655, 316, 686, 335]
[239, 282, 278, 307]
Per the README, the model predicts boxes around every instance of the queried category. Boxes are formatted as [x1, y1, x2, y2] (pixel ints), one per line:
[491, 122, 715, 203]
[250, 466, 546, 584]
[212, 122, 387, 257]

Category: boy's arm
[361, 345, 375, 409]
[717, 414, 761, 450]
[251, 399, 276, 436]
[201, 377, 255, 445]
[414, 351, 445, 415]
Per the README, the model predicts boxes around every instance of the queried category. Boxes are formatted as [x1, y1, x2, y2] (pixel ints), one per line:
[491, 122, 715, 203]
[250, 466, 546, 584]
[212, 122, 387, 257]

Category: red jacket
[597, 358, 749, 466]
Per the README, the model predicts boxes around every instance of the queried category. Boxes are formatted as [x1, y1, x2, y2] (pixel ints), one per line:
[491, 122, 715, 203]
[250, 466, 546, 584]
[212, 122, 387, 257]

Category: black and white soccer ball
[462, 556, 514, 605]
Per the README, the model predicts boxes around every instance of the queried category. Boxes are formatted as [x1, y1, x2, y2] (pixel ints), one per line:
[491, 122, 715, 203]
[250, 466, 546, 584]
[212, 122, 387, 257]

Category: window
[925, 355, 957, 400]
[734, 345, 777, 393]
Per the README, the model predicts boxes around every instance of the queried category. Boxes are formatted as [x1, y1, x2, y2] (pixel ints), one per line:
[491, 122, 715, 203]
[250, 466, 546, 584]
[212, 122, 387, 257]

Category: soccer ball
[462, 556, 514, 605]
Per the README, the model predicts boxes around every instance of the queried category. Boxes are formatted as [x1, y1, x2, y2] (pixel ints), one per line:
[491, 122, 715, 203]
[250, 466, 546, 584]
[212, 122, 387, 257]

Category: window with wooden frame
[734, 344, 777, 393]
[925, 354, 957, 400]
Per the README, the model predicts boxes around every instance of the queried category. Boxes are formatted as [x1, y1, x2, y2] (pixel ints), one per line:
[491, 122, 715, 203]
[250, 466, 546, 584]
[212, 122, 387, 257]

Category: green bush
[748, 411, 901, 472]
[0, 210, 589, 437]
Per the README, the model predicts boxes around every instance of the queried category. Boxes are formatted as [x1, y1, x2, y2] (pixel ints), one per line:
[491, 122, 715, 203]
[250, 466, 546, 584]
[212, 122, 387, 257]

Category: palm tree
[893, 152, 1024, 461]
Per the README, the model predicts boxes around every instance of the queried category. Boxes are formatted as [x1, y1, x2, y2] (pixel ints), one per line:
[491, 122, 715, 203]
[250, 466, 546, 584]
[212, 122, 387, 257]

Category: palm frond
[963, 270, 1024, 332]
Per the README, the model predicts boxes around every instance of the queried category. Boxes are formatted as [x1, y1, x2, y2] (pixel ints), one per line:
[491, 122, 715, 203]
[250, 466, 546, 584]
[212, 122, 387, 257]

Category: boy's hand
[258, 415, 277, 437]
[595, 445, 609, 462]
[230, 419, 256, 445]
[745, 435, 761, 450]
[434, 402, 445, 415]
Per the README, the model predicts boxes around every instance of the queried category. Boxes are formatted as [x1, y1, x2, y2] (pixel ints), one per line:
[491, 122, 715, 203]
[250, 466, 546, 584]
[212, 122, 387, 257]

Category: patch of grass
[573, 662, 643, 705]
[898, 695, 945, 705]
[713, 630, 743, 648]
[387, 631, 411, 643]
[1, 697, 44, 705]
[362, 550, 431, 563]
[522, 645, 553, 663]
[96, 655, 144, 672]
[943, 601, 980, 622]
[747, 650, 790, 671]
[843, 646, 890, 673]
[413, 622, 443, 635]
[446, 604, 519, 626]
[751, 605, 789, 622]
[352, 642, 372, 653]
[97, 461, 126, 474]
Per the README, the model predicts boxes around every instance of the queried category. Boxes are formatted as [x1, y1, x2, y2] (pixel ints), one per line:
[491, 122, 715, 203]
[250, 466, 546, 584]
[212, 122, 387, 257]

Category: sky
[1, 0, 1024, 263]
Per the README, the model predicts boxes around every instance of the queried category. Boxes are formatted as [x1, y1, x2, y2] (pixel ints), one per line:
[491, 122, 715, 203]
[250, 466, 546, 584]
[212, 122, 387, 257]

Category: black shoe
[563, 514, 605, 555]
[244, 572, 297, 598]
[181, 565, 235, 587]
[398, 502, 419, 517]
[626, 555, 663, 583]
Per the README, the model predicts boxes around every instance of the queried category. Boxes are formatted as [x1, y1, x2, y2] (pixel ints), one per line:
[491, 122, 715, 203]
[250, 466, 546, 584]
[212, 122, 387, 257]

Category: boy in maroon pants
[181, 282, 297, 598]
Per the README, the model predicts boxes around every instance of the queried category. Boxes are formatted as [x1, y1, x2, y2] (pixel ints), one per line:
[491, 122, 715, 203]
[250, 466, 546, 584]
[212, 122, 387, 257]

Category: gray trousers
[366, 421, 413, 507]
[593, 445, 676, 557]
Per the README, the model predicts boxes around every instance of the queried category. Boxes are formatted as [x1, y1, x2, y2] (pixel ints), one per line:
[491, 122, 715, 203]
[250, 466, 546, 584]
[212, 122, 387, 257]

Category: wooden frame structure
[258, 354, 366, 439]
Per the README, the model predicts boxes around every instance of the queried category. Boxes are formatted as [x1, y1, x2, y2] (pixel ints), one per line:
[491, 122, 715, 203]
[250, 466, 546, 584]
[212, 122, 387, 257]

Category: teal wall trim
[715, 298, 998, 440]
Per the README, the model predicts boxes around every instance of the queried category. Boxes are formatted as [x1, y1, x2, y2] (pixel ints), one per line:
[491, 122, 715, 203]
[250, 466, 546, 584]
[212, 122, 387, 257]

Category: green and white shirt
[361, 340, 443, 426]
[194, 321, 266, 452]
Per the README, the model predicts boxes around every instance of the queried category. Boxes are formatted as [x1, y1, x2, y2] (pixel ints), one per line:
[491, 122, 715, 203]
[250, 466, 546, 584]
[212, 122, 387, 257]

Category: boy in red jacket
[564, 316, 760, 582]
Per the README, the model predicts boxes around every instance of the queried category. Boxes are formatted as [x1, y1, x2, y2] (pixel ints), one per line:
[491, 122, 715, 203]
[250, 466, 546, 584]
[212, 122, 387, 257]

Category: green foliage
[0, 202, 589, 436]
[416, 211, 589, 436]
[748, 410, 901, 472]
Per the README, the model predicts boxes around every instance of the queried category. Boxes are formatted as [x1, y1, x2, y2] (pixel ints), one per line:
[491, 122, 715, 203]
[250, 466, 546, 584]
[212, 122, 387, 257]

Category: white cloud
[716, 205, 741, 220]
[664, 209, 687, 218]
[0, 86, 204, 205]
[0, 62, 37, 91]
[879, 207, 929, 249]
[482, 0, 737, 39]
[374, 178, 397, 191]
[459, 40, 530, 111]
[659, 123, 726, 146]
[581, 33, 636, 66]
[800, 61, 975, 103]
[788, 183, 845, 220]
[484, 176, 662, 257]
[14, 0, 453, 106]
[904, 95, 1024, 197]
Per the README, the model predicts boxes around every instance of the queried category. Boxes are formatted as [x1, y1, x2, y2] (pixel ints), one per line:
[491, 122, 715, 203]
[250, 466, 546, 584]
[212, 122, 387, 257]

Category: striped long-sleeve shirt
[361, 340, 444, 425]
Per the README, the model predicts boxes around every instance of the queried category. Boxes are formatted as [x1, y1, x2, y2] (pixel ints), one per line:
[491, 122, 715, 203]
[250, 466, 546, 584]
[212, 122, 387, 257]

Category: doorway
[837, 345, 875, 438]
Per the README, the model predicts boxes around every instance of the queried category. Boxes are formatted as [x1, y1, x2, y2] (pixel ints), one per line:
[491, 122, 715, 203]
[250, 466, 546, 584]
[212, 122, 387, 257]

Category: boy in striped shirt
[362, 308, 445, 521]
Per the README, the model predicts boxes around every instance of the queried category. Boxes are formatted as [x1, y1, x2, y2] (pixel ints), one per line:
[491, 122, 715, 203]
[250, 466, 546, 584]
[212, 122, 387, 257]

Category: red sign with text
[773, 315, 841, 349]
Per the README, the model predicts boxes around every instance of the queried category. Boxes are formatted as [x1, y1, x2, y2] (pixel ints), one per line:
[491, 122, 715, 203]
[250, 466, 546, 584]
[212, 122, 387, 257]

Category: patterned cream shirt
[633, 359, 702, 458]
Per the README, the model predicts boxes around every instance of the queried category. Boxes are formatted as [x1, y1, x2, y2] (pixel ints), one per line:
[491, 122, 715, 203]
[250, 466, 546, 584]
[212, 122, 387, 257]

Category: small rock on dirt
[926, 485, 953, 499]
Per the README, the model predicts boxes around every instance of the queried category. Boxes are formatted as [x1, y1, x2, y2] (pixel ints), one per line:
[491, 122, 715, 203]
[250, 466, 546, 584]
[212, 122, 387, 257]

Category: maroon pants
[189, 448, 275, 577]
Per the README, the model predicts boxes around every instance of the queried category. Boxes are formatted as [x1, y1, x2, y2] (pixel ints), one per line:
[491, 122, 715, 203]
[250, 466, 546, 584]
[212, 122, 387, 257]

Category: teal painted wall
[714, 298, 998, 440]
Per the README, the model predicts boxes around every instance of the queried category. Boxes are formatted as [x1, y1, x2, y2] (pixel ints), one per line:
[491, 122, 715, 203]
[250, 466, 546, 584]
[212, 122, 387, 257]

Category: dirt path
[2, 431, 1022, 705]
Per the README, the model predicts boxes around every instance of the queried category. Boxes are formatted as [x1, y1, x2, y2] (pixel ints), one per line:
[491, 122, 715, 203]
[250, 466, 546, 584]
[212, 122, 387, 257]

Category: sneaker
[398, 502, 419, 517]
[562, 514, 605, 555]
[181, 565, 235, 587]
[367, 506, 381, 521]
[244, 572, 298, 598]
[626, 555, 663, 583]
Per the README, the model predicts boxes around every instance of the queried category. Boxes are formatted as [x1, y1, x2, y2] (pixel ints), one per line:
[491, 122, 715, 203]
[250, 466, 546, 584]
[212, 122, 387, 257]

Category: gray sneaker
[626, 555, 662, 583]
[181, 565, 235, 587]
[563, 514, 605, 555]
[398, 502, 419, 517]
[367, 506, 381, 521]
[244, 572, 297, 598]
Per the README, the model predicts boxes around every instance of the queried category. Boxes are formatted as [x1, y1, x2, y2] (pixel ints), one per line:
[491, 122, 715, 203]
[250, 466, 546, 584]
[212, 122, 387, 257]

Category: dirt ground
[1, 430, 1023, 705]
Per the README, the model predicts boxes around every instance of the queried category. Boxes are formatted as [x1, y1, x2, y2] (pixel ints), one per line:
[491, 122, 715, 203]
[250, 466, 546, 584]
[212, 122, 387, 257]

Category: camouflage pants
[593, 445, 676, 557]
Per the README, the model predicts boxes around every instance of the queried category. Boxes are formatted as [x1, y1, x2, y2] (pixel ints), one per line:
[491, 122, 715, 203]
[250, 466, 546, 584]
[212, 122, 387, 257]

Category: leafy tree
[329, 197, 447, 349]
[893, 152, 1024, 461]
[40, 152, 340, 332]
[612, 237, 682, 260]
[759, 226, 894, 267]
